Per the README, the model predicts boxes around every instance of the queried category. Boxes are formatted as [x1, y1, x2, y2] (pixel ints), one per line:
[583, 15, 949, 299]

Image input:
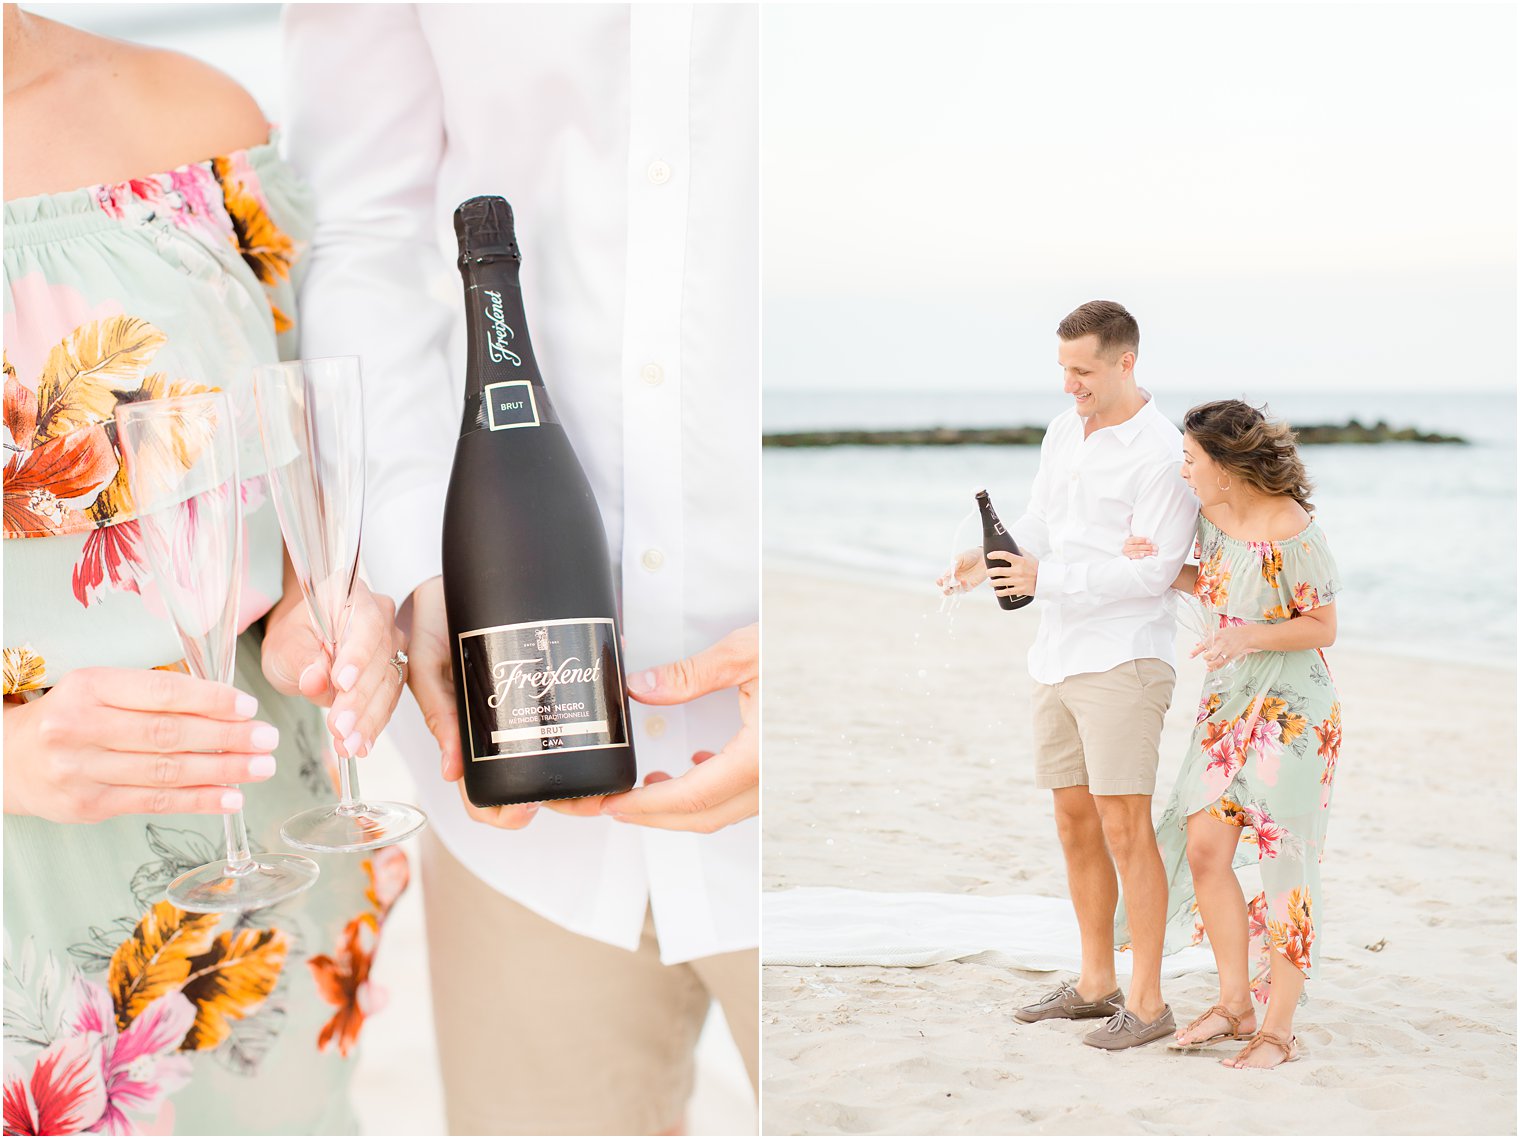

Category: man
[942, 300, 1197, 1049]
[285, 6, 758, 1133]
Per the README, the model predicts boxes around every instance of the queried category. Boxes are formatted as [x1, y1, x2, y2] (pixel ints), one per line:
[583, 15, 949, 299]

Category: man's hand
[404, 576, 542, 829]
[987, 550, 1039, 598]
[936, 546, 987, 595]
[576, 623, 758, 834]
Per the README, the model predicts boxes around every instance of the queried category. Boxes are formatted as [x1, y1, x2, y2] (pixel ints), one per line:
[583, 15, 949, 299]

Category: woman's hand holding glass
[2, 669, 277, 823]
[261, 575, 406, 759]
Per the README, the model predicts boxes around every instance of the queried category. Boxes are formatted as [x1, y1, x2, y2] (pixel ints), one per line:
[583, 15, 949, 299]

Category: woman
[4, 8, 409, 1132]
[1120, 399, 1342, 1070]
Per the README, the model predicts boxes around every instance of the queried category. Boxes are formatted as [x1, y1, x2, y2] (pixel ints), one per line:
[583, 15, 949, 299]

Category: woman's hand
[2, 668, 278, 823]
[1122, 535, 1158, 559]
[1193, 623, 1260, 671]
[937, 547, 986, 595]
[262, 578, 405, 760]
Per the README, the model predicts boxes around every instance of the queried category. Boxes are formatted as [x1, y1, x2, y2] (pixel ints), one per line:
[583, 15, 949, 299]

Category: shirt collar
[1099, 388, 1159, 446]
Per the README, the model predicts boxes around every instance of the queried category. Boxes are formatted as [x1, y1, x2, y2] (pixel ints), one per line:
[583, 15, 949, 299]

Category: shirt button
[647, 160, 672, 185]
[640, 362, 665, 386]
[641, 548, 665, 572]
[645, 715, 667, 739]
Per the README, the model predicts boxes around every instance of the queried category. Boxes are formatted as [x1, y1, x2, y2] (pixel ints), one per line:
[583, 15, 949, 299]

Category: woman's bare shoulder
[5, 19, 268, 199]
[117, 40, 270, 162]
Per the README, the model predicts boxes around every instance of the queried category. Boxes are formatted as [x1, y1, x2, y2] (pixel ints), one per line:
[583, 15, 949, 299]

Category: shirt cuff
[1035, 559, 1087, 599]
[361, 479, 449, 607]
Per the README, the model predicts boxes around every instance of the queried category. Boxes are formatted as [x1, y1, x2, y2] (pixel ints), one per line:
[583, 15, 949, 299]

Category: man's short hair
[1057, 301, 1139, 358]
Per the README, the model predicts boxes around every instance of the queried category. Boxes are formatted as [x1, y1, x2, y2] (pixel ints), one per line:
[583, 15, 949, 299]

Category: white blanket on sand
[762, 887, 1216, 976]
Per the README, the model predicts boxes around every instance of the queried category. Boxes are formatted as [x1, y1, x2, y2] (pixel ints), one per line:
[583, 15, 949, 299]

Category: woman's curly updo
[1184, 399, 1314, 513]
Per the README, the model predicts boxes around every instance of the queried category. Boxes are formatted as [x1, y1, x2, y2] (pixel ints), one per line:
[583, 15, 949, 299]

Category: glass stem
[223, 809, 255, 874]
[337, 753, 362, 814]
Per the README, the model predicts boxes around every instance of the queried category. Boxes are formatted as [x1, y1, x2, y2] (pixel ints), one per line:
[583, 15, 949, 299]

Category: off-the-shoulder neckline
[1201, 511, 1319, 546]
[3, 133, 279, 209]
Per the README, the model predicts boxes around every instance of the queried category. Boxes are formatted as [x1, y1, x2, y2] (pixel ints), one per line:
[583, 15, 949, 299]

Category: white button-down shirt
[1009, 391, 1198, 686]
[284, 3, 758, 965]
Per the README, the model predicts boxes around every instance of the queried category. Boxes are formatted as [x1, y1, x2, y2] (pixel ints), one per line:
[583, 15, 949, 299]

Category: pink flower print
[1200, 719, 1245, 797]
[2, 1035, 107, 1136]
[364, 845, 411, 919]
[1241, 804, 1287, 860]
[96, 179, 169, 223]
[1247, 716, 1284, 786]
[164, 166, 226, 239]
[71, 520, 150, 607]
[69, 978, 195, 1136]
[1290, 581, 1319, 613]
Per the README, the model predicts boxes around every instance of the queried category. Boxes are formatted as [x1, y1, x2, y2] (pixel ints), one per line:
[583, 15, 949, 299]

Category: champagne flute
[252, 356, 427, 852]
[1166, 588, 1236, 690]
[116, 392, 320, 912]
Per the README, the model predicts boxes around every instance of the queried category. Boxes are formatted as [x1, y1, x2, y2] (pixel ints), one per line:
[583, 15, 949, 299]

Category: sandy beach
[761, 565, 1516, 1136]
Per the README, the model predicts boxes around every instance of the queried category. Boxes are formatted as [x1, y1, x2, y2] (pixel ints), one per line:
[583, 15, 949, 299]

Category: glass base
[167, 852, 320, 914]
[280, 800, 428, 854]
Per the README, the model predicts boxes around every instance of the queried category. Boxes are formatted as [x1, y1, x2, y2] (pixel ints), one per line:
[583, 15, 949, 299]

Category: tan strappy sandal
[1220, 1029, 1301, 1069]
[1167, 1004, 1254, 1050]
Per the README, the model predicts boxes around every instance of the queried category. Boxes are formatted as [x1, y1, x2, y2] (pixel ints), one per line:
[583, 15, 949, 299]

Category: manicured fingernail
[234, 692, 258, 718]
[250, 723, 280, 751]
[627, 670, 657, 694]
[247, 755, 276, 779]
[299, 662, 323, 690]
[220, 790, 244, 811]
[343, 730, 363, 755]
[334, 709, 357, 737]
[337, 665, 359, 692]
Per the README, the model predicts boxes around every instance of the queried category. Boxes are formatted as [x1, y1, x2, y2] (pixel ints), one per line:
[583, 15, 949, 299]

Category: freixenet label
[456, 617, 627, 761]
[484, 381, 540, 431]
[482, 289, 523, 366]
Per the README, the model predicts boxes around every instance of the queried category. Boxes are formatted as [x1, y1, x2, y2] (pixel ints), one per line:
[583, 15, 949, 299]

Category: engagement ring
[390, 650, 408, 684]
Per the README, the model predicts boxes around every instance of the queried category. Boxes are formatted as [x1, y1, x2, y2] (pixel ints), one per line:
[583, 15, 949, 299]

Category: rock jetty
[763, 419, 1466, 448]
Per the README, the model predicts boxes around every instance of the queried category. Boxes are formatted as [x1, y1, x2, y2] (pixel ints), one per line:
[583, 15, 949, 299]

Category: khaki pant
[421, 832, 758, 1135]
[1031, 658, 1176, 796]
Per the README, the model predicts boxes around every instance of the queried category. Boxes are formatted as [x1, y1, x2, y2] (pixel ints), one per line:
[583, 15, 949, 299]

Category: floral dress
[1122, 514, 1343, 1002]
[4, 140, 408, 1135]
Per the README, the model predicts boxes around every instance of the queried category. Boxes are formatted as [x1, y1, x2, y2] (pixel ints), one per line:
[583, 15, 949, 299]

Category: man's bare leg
[1093, 793, 1168, 1021]
[1051, 785, 1120, 1000]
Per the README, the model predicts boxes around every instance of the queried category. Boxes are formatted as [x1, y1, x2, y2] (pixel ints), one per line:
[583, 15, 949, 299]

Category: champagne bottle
[441, 196, 636, 806]
[976, 489, 1033, 611]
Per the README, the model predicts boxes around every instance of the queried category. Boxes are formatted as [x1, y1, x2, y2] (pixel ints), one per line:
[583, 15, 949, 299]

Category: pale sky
[764, 2, 1518, 392]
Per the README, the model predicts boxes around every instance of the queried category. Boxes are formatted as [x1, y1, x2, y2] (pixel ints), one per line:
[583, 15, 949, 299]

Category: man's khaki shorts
[421, 831, 758, 1135]
[1031, 658, 1176, 796]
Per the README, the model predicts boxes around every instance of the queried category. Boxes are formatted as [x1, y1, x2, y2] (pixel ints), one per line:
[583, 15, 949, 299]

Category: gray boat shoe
[1013, 981, 1126, 1024]
[1082, 1005, 1177, 1050]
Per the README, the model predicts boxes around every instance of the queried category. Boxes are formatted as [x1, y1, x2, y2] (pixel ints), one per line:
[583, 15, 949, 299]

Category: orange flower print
[308, 918, 378, 1059]
[1248, 541, 1283, 587]
[1194, 547, 1231, 611]
[3, 318, 165, 540]
[1316, 703, 1343, 808]
[3, 644, 48, 696]
[1205, 797, 1247, 827]
[1290, 581, 1319, 613]
[363, 846, 410, 922]
[212, 155, 297, 333]
[309, 848, 410, 1056]
[1262, 604, 1290, 622]
[1195, 691, 1223, 725]
[1266, 888, 1314, 974]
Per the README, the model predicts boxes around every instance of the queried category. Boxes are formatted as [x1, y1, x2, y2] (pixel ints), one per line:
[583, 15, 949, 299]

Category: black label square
[485, 381, 540, 431]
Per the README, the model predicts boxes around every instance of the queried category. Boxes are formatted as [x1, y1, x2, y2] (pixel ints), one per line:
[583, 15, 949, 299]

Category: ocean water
[764, 389, 1516, 667]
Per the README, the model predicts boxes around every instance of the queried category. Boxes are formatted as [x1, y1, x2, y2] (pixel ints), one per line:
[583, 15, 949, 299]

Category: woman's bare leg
[1175, 810, 1257, 1043]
